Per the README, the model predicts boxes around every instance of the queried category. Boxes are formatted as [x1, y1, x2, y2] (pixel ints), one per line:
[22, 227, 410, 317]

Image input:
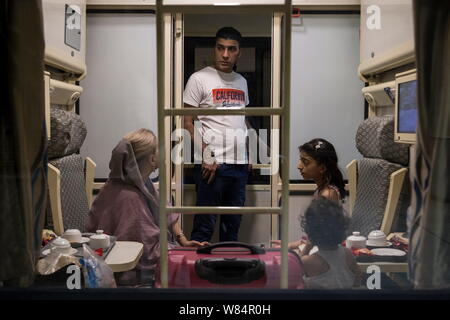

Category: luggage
[155, 242, 305, 289]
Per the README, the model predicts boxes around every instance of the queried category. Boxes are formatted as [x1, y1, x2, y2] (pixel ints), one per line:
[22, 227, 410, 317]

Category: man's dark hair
[215, 27, 242, 47]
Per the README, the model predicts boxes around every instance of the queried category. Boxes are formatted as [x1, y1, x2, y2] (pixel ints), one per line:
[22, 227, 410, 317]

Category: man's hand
[202, 161, 219, 184]
[201, 142, 218, 184]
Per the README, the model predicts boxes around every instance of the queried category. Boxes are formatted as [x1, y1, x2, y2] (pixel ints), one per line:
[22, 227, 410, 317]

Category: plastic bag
[37, 241, 80, 275]
[80, 244, 116, 288]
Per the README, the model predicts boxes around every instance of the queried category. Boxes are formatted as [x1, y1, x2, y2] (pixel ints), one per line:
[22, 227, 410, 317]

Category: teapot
[346, 231, 367, 249]
[50, 237, 73, 255]
[62, 229, 82, 242]
[89, 230, 110, 250]
[367, 230, 389, 246]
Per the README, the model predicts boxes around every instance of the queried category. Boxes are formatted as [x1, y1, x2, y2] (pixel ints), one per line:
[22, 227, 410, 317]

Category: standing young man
[183, 27, 250, 242]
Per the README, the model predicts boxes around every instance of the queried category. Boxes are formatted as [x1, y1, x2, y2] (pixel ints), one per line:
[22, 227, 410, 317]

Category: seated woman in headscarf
[85, 128, 207, 286]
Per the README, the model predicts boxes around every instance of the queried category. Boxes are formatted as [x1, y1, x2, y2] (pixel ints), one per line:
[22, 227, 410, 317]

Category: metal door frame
[156, 0, 292, 289]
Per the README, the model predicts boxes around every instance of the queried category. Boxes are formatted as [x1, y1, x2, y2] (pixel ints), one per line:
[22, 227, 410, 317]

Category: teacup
[62, 229, 82, 243]
[89, 230, 110, 250]
[50, 237, 72, 255]
[367, 230, 388, 246]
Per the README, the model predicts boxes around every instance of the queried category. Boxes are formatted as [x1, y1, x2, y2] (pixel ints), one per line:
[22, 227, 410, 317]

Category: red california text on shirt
[212, 88, 245, 105]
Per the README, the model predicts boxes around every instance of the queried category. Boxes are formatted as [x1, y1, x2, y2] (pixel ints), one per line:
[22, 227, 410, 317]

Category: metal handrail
[163, 107, 284, 116]
[164, 206, 282, 215]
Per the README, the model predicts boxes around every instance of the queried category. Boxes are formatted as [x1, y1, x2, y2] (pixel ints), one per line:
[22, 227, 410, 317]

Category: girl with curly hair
[300, 197, 360, 289]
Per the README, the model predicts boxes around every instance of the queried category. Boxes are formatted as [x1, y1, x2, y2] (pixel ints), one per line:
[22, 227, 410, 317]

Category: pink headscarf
[108, 138, 178, 233]
[87, 138, 179, 285]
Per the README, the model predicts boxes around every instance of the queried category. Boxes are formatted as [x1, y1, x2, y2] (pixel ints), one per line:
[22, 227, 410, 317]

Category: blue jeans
[190, 164, 249, 242]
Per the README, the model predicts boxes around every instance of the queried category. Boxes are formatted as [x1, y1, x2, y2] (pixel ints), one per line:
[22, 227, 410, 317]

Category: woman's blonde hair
[123, 128, 157, 162]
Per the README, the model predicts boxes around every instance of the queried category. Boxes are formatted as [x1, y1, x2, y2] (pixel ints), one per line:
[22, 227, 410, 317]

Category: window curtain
[408, 0, 450, 289]
[0, 0, 47, 286]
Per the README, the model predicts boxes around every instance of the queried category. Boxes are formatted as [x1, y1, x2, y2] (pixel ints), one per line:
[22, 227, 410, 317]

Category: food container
[50, 237, 73, 255]
[62, 229, 82, 242]
[346, 232, 367, 249]
[367, 230, 389, 246]
[89, 230, 110, 250]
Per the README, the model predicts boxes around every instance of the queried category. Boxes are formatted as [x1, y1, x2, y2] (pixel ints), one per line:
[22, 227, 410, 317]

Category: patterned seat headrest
[356, 116, 409, 166]
[48, 108, 87, 160]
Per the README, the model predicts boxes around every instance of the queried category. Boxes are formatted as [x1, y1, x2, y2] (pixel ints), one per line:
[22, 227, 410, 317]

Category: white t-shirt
[183, 66, 249, 164]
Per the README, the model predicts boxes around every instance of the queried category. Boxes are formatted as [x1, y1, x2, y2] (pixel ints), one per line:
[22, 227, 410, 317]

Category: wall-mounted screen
[398, 79, 417, 133]
[395, 69, 417, 144]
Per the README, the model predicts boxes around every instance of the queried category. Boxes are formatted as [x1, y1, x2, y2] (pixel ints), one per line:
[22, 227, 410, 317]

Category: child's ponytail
[325, 161, 346, 200]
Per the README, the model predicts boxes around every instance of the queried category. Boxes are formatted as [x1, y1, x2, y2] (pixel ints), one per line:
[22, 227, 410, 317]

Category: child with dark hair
[272, 138, 346, 249]
[300, 197, 361, 289]
[298, 138, 346, 202]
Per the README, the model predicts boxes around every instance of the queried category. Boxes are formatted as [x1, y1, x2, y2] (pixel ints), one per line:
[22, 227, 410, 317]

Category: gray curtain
[0, 0, 47, 286]
[409, 0, 450, 289]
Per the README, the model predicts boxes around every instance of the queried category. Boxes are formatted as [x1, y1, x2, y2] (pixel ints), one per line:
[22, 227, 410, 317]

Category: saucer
[70, 237, 90, 244]
[371, 248, 406, 256]
[69, 237, 90, 248]
[42, 248, 78, 256]
[366, 240, 392, 247]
